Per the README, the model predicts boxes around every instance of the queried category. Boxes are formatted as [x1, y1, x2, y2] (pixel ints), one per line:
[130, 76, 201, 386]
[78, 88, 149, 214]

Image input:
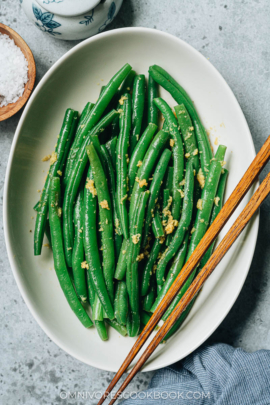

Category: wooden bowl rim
[0, 23, 36, 122]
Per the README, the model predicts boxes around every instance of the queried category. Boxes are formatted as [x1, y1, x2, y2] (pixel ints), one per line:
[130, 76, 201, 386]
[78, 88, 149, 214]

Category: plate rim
[3, 27, 259, 373]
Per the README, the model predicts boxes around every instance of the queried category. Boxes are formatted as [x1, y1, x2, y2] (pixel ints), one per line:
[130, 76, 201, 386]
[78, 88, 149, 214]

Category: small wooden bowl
[0, 24, 36, 121]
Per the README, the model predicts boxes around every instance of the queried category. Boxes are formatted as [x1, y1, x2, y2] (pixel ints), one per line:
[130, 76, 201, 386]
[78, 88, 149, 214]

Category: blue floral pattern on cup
[32, 4, 62, 36]
[79, 10, 94, 26]
[98, 1, 116, 32]
[42, 0, 63, 4]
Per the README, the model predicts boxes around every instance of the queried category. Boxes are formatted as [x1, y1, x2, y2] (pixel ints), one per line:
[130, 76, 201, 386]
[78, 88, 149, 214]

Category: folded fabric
[123, 343, 270, 404]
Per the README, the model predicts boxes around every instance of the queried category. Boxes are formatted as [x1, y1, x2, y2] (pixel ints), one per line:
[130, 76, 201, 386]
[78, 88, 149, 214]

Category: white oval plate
[4, 28, 258, 373]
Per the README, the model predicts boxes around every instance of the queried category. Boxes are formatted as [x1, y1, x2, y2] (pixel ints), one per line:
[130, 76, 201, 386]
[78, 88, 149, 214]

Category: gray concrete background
[1, 0, 270, 403]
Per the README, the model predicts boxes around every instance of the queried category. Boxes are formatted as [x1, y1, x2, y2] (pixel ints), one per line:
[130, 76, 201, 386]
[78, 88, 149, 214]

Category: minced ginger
[162, 195, 173, 218]
[135, 177, 148, 188]
[136, 253, 144, 262]
[132, 234, 141, 244]
[197, 168, 205, 189]
[179, 179, 185, 186]
[197, 199, 203, 210]
[81, 261, 89, 269]
[178, 189, 185, 198]
[85, 178, 97, 197]
[119, 95, 128, 105]
[214, 196, 220, 206]
[100, 200, 110, 210]
[165, 216, 178, 234]
[50, 152, 57, 165]
[42, 154, 51, 162]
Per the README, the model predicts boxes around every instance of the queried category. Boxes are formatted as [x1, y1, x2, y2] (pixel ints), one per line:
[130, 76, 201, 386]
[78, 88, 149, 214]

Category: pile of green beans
[34, 64, 228, 342]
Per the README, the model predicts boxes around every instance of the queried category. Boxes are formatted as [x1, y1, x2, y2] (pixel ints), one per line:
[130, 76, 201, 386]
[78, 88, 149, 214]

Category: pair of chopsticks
[98, 136, 270, 405]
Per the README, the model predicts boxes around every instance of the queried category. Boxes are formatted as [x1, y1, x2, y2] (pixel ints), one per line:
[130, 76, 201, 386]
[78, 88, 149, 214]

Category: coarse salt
[0, 33, 28, 107]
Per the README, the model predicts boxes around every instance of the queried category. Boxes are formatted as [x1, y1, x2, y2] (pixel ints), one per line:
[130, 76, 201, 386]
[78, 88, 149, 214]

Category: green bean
[162, 171, 173, 239]
[116, 93, 132, 239]
[34, 110, 79, 213]
[90, 133, 108, 167]
[148, 74, 159, 126]
[87, 274, 107, 338]
[164, 166, 173, 193]
[63, 62, 131, 186]
[49, 177, 93, 328]
[34, 109, 77, 256]
[162, 189, 170, 224]
[126, 191, 150, 337]
[72, 188, 87, 302]
[86, 144, 115, 304]
[100, 84, 118, 123]
[105, 137, 120, 262]
[105, 136, 117, 171]
[157, 284, 162, 294]
[115, 234, 123, 262]
[175, 104, 202, 216]
[95, 320, 108, 341]
[141, 79, 148, 134]
[163, 145, 227, 320]
[152, 208, 164, 239]
[34, 204, 51, 246]
[111, 70, 136, 138]
[63, 103, 95, 188]
[141, 311, 151, 326]
[129, 129, 170, 226]
[114, 281, 128, 325]
[45, 219, 51, 247]
[142, 148, 171, 247]
[162, 170, 228, 341]
[87, 270, 96, 308]
[186, 145, 226, 255]
[156, 160, 194, 285]
[175, 104, 199, 172]
[33, 201, 40, 211]
[153, 98, 185, 225]
[128, 123, 157, 193]
[60, 111, 79, 174]
[80, 102, 94, 123]
[92, 294, 104, 321]
[143, 277, 156, 312]
[140, 238, 162, 296]
[161, 300, 194, 342]
[80, 64, 132, 146]
[149, 65, 211, 176]
[34, 111, 78, 215]
[114, 238, 129, 280]
[163, 120, 169, 131]
[101, 144, 122, 236]
[119, 69, 136, 95]
[130, 75, 146, 153]
[63, 110, 118, 267]
[106, 319, 127, 337]
[83, 166, 114, 320]
[198, 169, 228, 270]
[151, 232, 189, 313]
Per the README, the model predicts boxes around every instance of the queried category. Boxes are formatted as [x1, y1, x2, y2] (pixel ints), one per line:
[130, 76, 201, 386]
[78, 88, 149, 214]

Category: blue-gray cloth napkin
[123, 343, 270, 404]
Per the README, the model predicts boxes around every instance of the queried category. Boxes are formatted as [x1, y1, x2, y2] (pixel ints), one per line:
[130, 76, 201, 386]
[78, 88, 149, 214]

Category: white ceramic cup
[21, 0, 123, 40]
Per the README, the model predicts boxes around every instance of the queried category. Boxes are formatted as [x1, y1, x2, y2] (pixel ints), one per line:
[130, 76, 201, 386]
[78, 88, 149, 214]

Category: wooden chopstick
[108, 170, 270, 404]
[98, 135, 270, 405]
